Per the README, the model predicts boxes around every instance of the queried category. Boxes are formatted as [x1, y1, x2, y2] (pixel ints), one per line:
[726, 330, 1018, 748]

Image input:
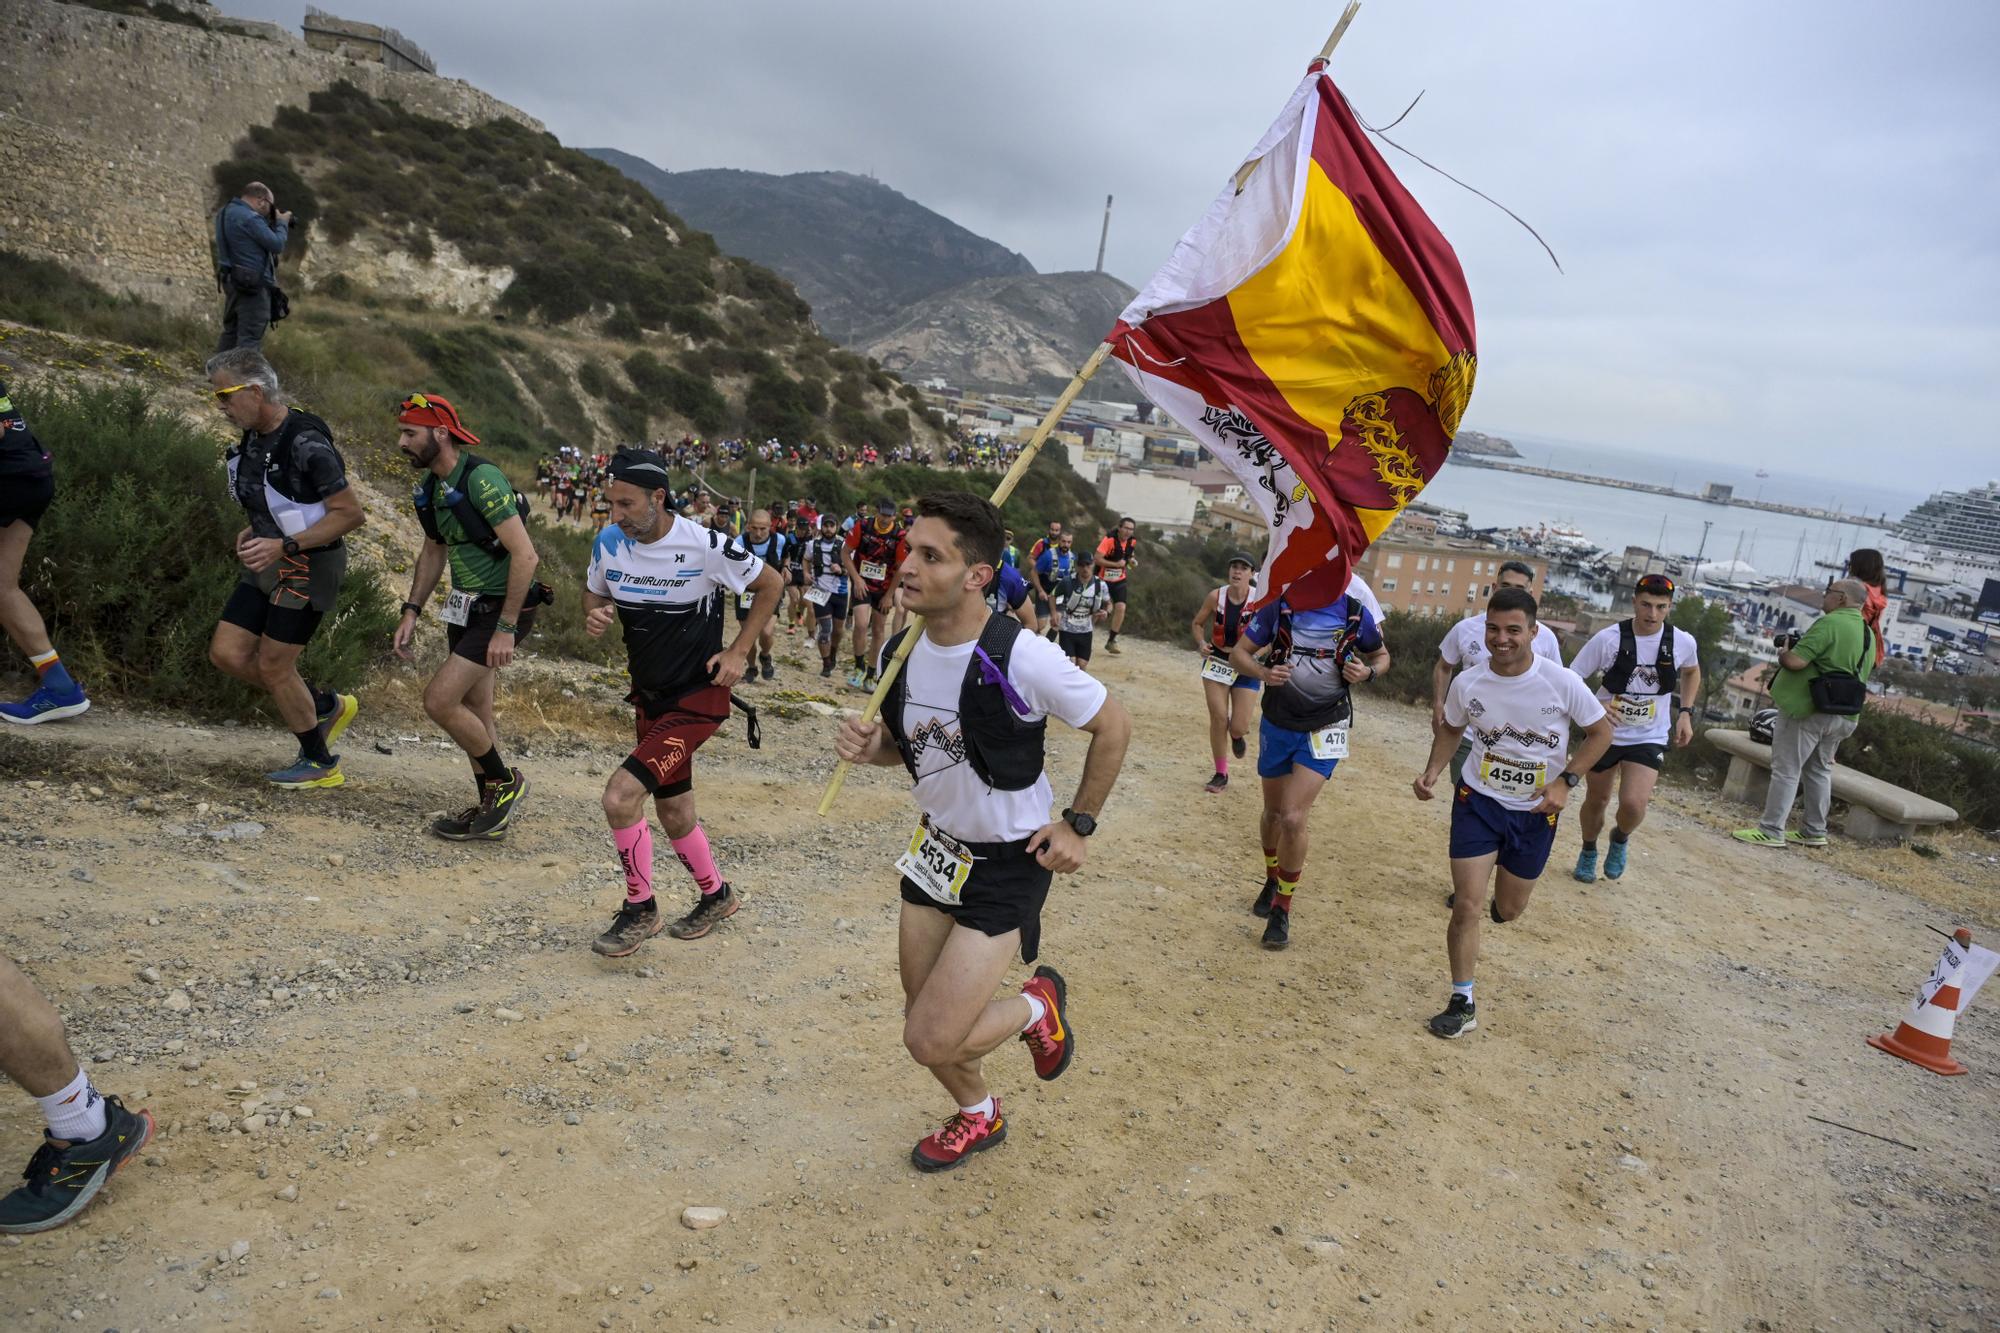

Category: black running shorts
[1591, 742, 1666, 773]
[1104, 579, 1129, 605]
[1057, 629, 1094, 662]
[0, 474, 54, 530]
[446, 596, 539, 665]
[219, 546, 346, 646]
[900, 835, 1055, 963]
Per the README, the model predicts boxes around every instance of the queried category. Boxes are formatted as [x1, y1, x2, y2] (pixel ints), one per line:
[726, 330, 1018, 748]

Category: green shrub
[1844, 709, 2000, 832]
[398, 325, 557, 463]
[519, 518, 619, 666]
[3, 382, 397, 715]
[623, 352, 727, 434]
[744, 369, 820, 443]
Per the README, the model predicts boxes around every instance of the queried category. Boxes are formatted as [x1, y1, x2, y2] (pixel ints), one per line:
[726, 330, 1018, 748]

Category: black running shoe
[0, 1096, 153, 1234]
[1204, 771, 1229, 794]
[1253, 877, 1277, 918]
[760, 654, 775, 681]
[431, 786, 487, 840]
[1261, 904, 1290, 950]
[668, 882, 740, 940]
[819, 661, 834, 678]
[1231, 735, 1247, 760]
[591, 900, 663, 958]
[1429, 994, 1477, 1039]
[1444, 891, 1455, 909]
[466, 768, 528, 840]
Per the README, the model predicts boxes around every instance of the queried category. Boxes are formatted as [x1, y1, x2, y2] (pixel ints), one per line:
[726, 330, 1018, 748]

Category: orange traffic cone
[1868, 927, 1973, 1076]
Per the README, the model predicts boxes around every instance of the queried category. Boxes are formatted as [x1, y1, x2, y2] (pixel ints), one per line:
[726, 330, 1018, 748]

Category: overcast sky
[228, 0, 1998, 493]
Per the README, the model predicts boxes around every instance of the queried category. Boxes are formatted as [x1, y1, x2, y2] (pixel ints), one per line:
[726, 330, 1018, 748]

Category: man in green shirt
[391, 393, 543, 841]
[1733, 578, 1873, 848]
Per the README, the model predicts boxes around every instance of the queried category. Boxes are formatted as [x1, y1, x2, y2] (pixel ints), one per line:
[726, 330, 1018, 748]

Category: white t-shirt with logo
[887, 628, 1107, 843]
[1057, 579, 1111, 634]
[1439, 613, 1563, 669]
[1445, 656, 1607, 811]
[1568, 624, 1698, 746]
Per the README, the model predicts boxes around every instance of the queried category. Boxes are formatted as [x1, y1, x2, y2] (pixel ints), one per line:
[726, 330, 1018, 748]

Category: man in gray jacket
[214, 182, 292, 353]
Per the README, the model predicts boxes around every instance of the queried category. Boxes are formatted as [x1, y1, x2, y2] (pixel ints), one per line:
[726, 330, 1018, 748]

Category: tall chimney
[1094, 194, 1113, 273]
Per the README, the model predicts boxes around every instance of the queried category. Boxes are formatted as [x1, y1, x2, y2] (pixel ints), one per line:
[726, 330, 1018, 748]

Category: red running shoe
[910, 1100, 1006, 1173]
[1019, 965, 1074, 1081]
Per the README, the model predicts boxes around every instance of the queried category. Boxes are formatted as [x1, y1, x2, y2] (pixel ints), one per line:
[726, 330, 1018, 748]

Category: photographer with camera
[1732, 579, 1874, 849]
[213, 182, 293, 354]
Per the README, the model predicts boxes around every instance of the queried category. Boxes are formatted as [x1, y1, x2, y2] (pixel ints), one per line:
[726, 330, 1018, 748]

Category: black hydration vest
[1602, 618, 1676, 696]
[1260, 601, 1365, 733]
[414, 452, 531, 559]
[226, 409, 340, 544]
[880, 614, 1046, 793]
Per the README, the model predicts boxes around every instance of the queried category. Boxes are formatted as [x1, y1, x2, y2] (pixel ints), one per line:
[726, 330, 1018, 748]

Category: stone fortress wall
[0, 0, 543, 312]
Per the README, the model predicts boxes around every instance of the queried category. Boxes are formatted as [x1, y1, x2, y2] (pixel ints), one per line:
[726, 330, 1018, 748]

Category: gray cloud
[226, 0, 1999, 491]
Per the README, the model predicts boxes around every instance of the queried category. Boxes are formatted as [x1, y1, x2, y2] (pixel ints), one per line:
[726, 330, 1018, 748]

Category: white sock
[1020, 992, 1047, 1032]
[958, 1095, 995, 1118]
[37, 1067, 108, 1143]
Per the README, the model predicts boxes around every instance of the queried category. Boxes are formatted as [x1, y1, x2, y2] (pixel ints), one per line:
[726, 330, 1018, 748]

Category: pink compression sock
[670, 825, 723, 895]
[613, 822, 653, 905]
[1216, 758, 1229, 776]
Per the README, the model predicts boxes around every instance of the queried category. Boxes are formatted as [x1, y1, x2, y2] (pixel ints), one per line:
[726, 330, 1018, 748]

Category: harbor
[1450, 452, 1885, 525]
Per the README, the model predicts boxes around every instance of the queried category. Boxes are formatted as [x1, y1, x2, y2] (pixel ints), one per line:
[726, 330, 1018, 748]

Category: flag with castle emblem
[1109, 62, 1476, 611]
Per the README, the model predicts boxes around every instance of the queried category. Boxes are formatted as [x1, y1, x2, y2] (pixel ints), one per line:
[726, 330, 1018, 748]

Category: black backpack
[880, 614, 1046, 793]
[414, 453, 531, 559]
[1601, 619, 1676, 696]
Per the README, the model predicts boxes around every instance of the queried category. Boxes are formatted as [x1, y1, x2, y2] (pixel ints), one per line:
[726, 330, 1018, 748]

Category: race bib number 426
[895, 821, 973, 906]
[439, 589, 478, 627]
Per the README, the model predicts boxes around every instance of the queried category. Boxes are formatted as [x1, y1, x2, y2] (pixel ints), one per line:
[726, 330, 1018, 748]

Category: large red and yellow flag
[1109, 63, 1475, 611]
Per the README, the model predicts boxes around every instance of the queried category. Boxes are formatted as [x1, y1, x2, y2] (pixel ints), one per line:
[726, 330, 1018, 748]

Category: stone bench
[1704, 728, 1958, 842]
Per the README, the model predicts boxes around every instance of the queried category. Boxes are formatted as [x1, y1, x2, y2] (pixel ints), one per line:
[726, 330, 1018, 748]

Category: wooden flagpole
[816, 4, 1363, 818]
[817, 341, 1113, 815]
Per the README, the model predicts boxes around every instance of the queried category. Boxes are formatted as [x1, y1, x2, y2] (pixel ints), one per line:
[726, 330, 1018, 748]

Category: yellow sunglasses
[212, 383, 254, 402]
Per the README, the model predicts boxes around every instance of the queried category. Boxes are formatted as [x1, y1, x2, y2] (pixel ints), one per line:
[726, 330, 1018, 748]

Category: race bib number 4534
[895, 821, 973, 906]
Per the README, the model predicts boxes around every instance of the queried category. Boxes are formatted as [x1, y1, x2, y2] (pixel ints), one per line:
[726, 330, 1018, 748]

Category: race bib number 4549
[1479, 753, 1547, 795]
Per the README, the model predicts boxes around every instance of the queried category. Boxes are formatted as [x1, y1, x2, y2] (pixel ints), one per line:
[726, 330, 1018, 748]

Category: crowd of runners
[0, 347, 1743, 1230]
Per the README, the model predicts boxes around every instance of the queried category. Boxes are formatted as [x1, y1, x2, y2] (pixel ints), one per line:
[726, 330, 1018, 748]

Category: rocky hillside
[856, 270, 1138, 393]
[584, 151, 1036, 341]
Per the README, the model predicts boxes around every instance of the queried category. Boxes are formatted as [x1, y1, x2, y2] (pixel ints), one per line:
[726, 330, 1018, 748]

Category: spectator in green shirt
[1733, 579, 1873, 848]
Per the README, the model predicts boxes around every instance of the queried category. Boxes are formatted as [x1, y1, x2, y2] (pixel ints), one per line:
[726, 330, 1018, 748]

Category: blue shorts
[1256, 716, 1339, 781]
[1448, 784, 1560, 880]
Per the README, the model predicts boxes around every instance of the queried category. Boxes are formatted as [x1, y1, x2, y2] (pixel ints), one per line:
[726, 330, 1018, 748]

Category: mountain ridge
[583, 150, 1036, 341]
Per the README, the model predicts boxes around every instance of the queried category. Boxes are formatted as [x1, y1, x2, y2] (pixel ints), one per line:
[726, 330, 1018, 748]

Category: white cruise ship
[1889, 480, 2000, 589]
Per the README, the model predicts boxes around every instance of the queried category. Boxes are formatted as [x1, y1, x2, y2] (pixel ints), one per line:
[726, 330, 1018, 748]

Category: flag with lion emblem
[1108, 61, 1476, 612]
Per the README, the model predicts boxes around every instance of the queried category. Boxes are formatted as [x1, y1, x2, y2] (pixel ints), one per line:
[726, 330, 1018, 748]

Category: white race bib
[1479, 753, 1547, 795]
[1615, 695, 1659, 726]
[439, 589, 479, 627]
[1309, 725, 1350, 761]
[1201, 656, 1239, 686]
[860, 560, 887, 582]
[805, 587, 831, 607]
[895, 821, 974, 907]
[738, 591, 755, 610]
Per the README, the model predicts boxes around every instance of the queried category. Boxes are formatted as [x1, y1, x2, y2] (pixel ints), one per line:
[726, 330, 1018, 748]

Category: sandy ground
[0, 630, 1995, 1333]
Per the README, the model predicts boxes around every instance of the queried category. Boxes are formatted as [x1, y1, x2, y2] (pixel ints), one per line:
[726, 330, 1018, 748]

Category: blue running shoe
[1603, 839, 1628, 880]
[0, 683, 91, 726]
[266, 754, 344, 789]
[1572, 847, 1598, 883]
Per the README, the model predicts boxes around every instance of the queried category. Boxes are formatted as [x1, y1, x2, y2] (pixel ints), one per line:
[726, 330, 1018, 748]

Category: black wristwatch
[401, 601, 424, 618]
[1559, 771, 1582, 789]
[281, 537, 302, 557]
[1062, 808, 1097, 837]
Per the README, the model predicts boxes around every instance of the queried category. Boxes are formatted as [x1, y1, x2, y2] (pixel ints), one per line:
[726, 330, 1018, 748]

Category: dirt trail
[1, 631, 1995, 1332]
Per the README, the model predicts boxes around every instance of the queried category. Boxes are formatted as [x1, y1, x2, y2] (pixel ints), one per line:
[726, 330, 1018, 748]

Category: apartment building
[1352, 539, 1546, 617]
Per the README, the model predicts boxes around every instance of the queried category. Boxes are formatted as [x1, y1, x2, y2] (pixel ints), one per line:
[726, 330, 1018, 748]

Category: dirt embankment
[1, 632, 1995, 1331]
